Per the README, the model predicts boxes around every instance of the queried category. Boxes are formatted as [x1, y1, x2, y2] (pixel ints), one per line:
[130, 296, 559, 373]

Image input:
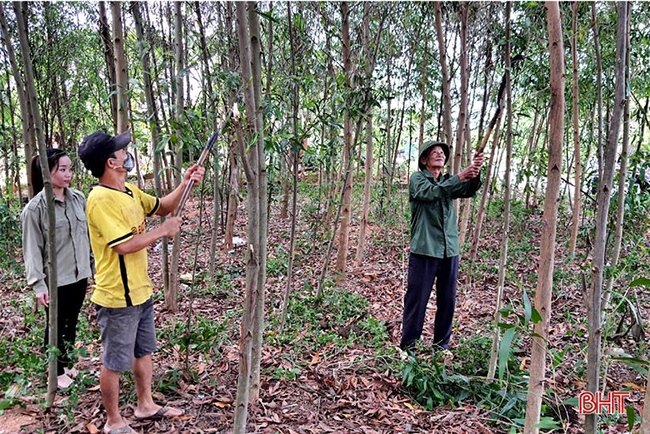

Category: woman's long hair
[31, 149, 68, 195]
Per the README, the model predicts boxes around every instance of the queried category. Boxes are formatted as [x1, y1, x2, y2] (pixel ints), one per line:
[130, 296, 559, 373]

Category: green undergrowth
[399, 336, 566, 432]
[0, 296, 100, 420]
[266, 287, 390, 380]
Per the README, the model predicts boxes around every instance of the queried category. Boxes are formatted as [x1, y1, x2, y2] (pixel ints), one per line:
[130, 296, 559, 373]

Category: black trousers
[44, 278, 87, 376]
[400, 253, 459, 350]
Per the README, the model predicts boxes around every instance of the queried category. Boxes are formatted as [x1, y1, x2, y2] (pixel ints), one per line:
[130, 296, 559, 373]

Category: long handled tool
[173, 126, 224, 217]
[476, 54, 525, 154]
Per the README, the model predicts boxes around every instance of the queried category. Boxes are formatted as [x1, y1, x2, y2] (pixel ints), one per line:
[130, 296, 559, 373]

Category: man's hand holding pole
[459, 151, 485, 181]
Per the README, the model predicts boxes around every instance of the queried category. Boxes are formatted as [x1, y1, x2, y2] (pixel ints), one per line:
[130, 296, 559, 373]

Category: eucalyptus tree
[568, 1, 581, 257]
[13, 0, 59, 406]
[355, 3, 385, 266]
[334, 1, 354, 280]
[3, 58, 22, 200]
[0, 4, 35, 197]
[487, 2, 512, 381]
[592, 3, 604, 181]
[279, 1, 302, 331]
[165, 1, 185, 313]
[434, 2, 453, 168]
[585, 3, 628, 433]
[453, 2, 469, 176]
[232, 2, 268, 430]
[98, 1, 116, 133]
[604, 5, 631, 312]
[110, 1, 128, 133]
[524, 2, 565, 431]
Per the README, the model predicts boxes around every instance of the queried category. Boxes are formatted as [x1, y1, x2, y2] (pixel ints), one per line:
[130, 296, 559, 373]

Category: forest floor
[0, 174, 648, 433]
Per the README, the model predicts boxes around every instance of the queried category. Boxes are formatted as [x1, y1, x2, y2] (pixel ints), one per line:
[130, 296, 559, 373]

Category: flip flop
[135, 405, 183, 421]
[103, 419, 136, 434]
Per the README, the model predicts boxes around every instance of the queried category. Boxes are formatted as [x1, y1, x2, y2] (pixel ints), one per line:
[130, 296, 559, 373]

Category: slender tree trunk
[381, 43, 392, 184]
[144, 3, 173, 193]
[642, 368, 650, 434]
[603, 5, 631, 313]
[111, 1, 128, 132]
[477, 32, 493, 144]
[458, 114, 473, 248]
[453, 2, 469, 175]
[99, 1, 117, 134]
[5, 65, 21, 199]
[469, 112, 503, 261]
[280, 155, 290, 218]
[568, 1, 581, 257]
[279, 2, 300, 331]
[434, 1, 453, 170]
[224, 142, 239, 250]
[14, 1, 59, 406]
[592, 2, 603, 182]
[524, 2, 565, 431]
[631, 99, 648, 182]
[523, 106, 545, 208]
[355, 4, 384, 266]
[233, 3, 260, 430]
[0, 4, 35, 198]
[585, 5, 627, 433]
[131, 1, 169, 296]
[386, 14, 424, 209]
[527, 116, 549, 208]
[247, 0, 268, 407]
[209, 153, 222, 276]
[167, 1, 184, 313]
[194, 1, 223, 276]
[418, 38, 428, 148]
[487, 3, 512, 380]
[335, 1, 354, 280]
[1, 83, 7, 196]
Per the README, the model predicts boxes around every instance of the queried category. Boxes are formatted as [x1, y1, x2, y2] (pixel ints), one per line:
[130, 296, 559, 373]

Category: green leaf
[612, 356, 649, 375]
[563, 397, 579, 407]
[523, 286, 532, 324]
[498, 328, 516, 381]
[535, 417, 561, 429]
[630, 277, 650, 287]
[156, 135, 170, 153]
[612, 356, 650, 367]
[626, 405, 635, 431]
[531, 307, 542, 324]
[0, 399, 12, 411]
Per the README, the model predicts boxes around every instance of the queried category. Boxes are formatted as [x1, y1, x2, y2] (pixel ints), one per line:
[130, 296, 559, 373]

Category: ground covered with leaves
[0, 177, 648, 433]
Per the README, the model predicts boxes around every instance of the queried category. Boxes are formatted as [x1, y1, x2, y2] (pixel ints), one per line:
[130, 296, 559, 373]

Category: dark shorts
[96, 297, 156, 372]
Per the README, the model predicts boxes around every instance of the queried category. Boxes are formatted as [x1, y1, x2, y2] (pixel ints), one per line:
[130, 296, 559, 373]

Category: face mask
[122, 152, 135, 172]
[113, 151, 135, 172]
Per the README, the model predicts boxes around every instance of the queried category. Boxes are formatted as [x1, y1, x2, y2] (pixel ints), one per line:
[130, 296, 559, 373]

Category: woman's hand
[36, 292, 49, 308]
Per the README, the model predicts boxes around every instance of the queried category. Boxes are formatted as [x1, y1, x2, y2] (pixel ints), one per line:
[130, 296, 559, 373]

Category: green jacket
[409, 170, 481, 258]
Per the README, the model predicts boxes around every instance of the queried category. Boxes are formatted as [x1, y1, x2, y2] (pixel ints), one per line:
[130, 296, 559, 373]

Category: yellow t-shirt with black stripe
[86, 182, 160, 308]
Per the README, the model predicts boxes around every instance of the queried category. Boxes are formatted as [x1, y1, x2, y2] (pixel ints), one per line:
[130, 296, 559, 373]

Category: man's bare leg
[100, 366, 129, 430]
[133, 355, 182, 419]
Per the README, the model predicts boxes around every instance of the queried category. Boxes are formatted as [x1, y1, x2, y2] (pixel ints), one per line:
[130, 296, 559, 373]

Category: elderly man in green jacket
[400, 140, 484, 351]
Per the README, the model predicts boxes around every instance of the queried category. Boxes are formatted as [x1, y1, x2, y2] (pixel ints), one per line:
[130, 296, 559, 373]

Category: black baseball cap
[78, 130, 131, 178]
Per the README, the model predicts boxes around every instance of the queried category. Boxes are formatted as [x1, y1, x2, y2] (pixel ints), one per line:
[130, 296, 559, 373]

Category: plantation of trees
[0, 2, 648, 433]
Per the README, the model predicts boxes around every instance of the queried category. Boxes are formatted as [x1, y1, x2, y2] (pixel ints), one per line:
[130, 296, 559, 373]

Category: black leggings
[44, 278, 87, 376]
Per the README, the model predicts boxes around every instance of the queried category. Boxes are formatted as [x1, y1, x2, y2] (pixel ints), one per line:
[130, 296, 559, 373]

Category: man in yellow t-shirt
[79, 130, 204, 434]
